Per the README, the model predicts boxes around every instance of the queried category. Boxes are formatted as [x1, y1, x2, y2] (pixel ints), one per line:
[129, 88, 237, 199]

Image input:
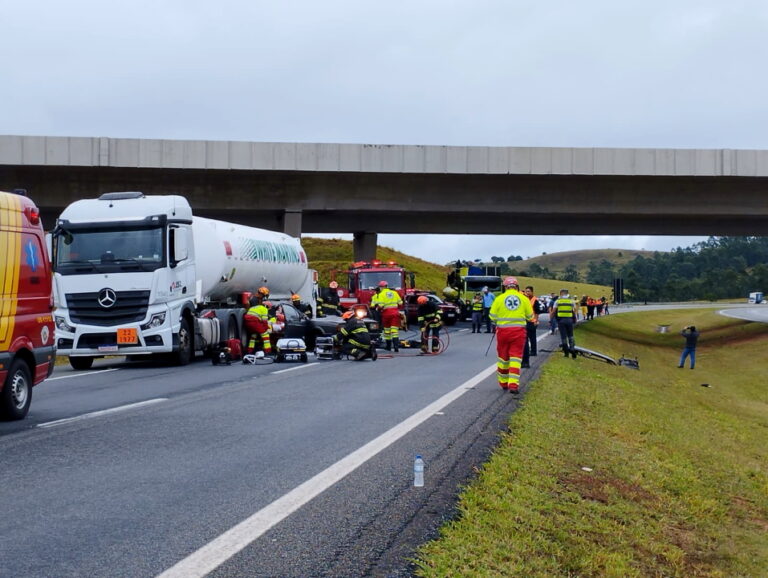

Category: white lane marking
[47, 368, 120, 381]
[37, 398, 168, 429]
[456, 328, 470, 333]
[271, 363, 319, 375]
[157, 363, 498, 578]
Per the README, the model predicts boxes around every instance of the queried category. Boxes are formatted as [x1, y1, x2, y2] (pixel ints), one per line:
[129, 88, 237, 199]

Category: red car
[404, 292, 459, 326]
[0, 190, 55, 420]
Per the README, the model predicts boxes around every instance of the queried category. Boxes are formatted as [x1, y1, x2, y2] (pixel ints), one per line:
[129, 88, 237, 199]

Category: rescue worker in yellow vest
[489, 277, 533, 394]
[416, 295, 442, 353]
[470, 292, 483, 333]
[243, 294, 272, 356]
[553, 288, 578, 358]
[371, 280, 403, 352]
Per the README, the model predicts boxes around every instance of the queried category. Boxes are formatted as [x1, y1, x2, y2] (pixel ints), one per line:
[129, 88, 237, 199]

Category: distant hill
[510, 248, 658, 278]
[301, 237, 449, 292]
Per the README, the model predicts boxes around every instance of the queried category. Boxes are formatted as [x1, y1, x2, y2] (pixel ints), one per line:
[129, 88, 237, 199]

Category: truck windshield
[54, 226, 166, 275]
[358, 271, 403, 290]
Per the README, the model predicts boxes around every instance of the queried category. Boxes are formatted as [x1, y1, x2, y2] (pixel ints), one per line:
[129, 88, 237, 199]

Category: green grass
[415, 309, 768, 577]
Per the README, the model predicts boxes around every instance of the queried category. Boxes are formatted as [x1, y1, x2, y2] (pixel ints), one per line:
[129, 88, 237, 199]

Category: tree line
[496, 237, 768, 301]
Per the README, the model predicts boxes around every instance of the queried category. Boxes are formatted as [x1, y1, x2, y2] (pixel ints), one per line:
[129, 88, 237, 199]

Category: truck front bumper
[56, 323, 175, 357]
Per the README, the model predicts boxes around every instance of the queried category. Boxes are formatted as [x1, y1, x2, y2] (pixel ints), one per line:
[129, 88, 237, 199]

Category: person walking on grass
[678, 325, 699, 369]
[489, 277, 533, 394]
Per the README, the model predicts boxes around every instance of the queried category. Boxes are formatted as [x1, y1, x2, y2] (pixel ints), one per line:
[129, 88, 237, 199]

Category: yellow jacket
[372, 288, 402, 310]
[489, 288, 533, 328]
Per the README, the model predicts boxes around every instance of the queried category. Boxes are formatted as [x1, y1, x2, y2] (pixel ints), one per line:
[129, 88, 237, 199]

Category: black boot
[393, 340, 399, 353]
[385, 340, 391, 351]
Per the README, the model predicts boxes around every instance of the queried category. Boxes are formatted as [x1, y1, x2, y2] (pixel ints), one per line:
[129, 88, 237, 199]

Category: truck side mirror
[171, 227, 189, 268]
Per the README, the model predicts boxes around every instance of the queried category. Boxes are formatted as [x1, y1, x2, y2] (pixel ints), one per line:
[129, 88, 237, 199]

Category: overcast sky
[4, 0, 766, 262]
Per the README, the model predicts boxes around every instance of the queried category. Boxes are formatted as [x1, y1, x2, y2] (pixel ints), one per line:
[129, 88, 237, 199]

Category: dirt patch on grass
[731, 496, 768, 531]
[558, 470, 657, 505]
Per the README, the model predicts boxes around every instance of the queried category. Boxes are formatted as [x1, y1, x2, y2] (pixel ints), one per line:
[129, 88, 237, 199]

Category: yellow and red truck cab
[0, 190, 55, 420]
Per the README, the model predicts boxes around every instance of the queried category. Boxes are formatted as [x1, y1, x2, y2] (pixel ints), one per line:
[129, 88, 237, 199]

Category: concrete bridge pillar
[282, 209, 302, 238]
[353, 231, 377, 262]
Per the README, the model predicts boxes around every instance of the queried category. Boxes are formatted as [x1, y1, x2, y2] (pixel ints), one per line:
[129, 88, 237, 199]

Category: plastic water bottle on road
[414, 455, 424, 487]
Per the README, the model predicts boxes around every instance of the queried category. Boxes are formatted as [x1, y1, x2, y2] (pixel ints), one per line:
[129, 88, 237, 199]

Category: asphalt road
[0, 321, 559, 577]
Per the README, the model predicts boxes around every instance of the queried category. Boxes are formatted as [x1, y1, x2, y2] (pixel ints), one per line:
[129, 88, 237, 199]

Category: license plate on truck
[117, 328, 138, 344]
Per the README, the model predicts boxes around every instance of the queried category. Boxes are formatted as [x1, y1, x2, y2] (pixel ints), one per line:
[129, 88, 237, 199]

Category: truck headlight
[55, 315, 74, 332]
[141, 313, 166, 330]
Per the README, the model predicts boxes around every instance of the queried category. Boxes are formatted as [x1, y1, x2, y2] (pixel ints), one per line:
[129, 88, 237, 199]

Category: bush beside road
[415, 310, 768, 577]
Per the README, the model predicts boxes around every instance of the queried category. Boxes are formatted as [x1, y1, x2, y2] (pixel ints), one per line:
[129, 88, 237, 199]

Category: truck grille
[66, 290, 150, 327]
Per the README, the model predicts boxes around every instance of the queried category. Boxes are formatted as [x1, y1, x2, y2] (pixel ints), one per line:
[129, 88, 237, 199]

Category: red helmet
[329, 280, 338, 289]
[378, 280, 388, 287]
[342, 310, 355, 319]
[417, 295, 428, 304]
[503, 276, 519, 288]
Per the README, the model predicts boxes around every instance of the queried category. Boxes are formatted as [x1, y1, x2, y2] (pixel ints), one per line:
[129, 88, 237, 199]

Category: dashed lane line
[47, 368, 120, 381]
[37, 398, 168, 429]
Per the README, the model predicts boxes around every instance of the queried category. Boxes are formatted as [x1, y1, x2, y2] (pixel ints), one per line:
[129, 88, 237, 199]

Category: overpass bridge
[1, 135, 767, 260]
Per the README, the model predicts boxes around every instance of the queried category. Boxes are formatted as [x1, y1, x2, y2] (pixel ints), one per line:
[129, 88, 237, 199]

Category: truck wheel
[301, 353, 308, 363]
[0, 359, 32, 421]
[69, 356, 94, 370]
[174, 317, 193, 366]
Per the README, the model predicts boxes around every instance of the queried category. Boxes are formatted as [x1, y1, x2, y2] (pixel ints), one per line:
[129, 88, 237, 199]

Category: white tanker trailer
[51, 192, 316, 369]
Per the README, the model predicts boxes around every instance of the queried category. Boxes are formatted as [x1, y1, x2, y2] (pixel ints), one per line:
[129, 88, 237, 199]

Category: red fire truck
[333, 260, 415, 310]
[0, 189, 55, 420]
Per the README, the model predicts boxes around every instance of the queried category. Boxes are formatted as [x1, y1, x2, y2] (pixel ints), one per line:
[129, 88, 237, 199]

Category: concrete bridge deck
[1, 135, 766, 259]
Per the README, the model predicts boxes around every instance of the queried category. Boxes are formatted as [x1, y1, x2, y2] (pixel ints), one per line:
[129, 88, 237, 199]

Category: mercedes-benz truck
[52, 192, 315, 369]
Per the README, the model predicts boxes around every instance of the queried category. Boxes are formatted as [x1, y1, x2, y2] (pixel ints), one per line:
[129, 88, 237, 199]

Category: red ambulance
[0, 189, 55, 420]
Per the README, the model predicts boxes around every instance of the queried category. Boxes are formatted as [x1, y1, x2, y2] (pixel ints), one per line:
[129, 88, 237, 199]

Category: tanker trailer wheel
[0, 359, 32, 421]
[174, 317, 193, 366]
[69, 356, 94, 370]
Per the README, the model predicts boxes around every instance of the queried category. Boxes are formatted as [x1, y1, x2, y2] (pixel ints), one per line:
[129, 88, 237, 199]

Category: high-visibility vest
[556, 297, 575, 318]
[376, 289, 402, 310]
[247, 304, 269, 321]
[472, 299, 483, 312]
[489, 289, 533, 328]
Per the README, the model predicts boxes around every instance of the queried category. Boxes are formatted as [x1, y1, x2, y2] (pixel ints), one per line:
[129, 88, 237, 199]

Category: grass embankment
[416, 309, 768, 577]
[302, 237, 449, 292]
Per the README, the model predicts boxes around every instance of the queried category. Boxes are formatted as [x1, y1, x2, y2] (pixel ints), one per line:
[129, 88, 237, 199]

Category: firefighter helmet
[258, 286, 270, 296]
[502, 276, 519, 288]
[417, 295, 428, 304]
[342, 310, 355, 319]
[378, 280, 388, 287]
[291, 293, 301, 301]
